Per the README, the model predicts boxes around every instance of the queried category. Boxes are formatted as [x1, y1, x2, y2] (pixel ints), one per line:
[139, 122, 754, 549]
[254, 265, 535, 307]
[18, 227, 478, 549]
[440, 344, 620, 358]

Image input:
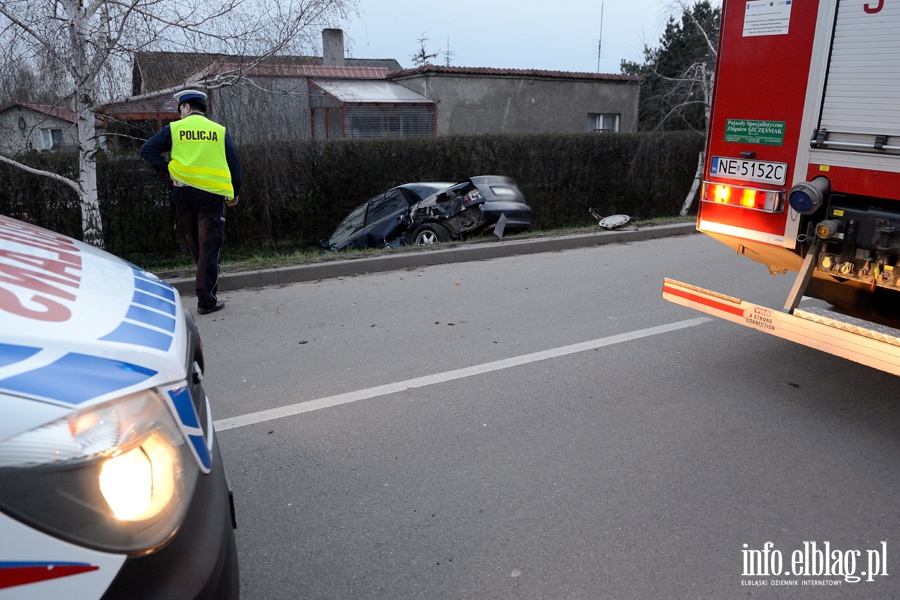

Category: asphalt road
[198, 234, 900, 600]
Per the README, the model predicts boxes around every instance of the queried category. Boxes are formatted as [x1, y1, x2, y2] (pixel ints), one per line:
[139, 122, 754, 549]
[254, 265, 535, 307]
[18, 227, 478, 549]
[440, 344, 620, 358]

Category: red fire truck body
[663, 0, 900, 375]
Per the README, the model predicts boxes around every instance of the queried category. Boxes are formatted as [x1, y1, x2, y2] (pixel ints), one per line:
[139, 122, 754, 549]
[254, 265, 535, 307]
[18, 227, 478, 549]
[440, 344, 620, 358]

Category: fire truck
[662, 0, 900, 375]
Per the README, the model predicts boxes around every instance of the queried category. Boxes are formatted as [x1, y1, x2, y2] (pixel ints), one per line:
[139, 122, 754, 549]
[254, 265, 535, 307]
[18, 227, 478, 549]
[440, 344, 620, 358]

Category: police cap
[174, 89, 208, 104]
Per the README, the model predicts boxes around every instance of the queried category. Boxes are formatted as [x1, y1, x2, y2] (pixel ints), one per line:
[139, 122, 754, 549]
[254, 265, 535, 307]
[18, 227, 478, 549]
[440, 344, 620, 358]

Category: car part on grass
[590, 209, 637, 231]
[493, 213, 508, 238]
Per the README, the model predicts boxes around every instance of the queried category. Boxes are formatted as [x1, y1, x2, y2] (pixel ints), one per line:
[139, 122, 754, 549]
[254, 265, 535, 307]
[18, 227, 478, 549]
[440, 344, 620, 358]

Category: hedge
[0, 132, 704, 257]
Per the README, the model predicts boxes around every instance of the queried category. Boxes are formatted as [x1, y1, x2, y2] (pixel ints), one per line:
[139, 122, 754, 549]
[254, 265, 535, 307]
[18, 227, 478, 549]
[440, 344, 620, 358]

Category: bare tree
[0, 40, 66, 106]
[670, 0, 718, 216]
[0, 0, 355, 247]
[621, 1, 718, 132]
[411, 33, 439, 67]
[621, 0, 719, 215]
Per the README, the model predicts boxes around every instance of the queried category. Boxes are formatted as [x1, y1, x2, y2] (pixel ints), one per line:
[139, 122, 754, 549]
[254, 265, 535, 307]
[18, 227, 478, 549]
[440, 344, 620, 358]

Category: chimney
[322, 29, 345, 67]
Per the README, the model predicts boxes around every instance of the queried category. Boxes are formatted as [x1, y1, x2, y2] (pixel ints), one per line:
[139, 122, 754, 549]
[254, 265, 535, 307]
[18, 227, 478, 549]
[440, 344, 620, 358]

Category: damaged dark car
[323, 176, 531, 251]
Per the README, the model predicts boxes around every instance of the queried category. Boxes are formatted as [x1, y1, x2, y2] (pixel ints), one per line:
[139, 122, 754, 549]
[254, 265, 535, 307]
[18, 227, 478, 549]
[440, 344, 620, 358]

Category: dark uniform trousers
[173, 185, 225, 310]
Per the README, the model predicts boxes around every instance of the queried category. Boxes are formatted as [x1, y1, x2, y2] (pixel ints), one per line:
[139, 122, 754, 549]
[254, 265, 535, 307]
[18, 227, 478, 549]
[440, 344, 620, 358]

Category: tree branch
[0, 154, 81, 194]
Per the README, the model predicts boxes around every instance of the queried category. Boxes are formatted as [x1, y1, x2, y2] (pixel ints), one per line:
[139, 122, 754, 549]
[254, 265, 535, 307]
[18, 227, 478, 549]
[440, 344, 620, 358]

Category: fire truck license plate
[710, 156, 788, 186]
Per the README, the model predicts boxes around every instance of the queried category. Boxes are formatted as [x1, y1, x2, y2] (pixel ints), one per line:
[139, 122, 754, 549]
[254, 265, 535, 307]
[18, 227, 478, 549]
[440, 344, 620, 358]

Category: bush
[0, 132, 704, 256]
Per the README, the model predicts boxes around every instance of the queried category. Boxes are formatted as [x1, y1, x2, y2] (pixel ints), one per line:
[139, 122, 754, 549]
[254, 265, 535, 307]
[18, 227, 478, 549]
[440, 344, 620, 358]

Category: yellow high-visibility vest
[168, 115, 234, 198]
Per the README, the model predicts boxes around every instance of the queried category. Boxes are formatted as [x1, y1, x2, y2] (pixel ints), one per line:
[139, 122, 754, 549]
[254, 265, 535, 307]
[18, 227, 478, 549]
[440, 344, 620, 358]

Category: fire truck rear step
[662, 278, 900, 376]
[793, 307, 900, 347]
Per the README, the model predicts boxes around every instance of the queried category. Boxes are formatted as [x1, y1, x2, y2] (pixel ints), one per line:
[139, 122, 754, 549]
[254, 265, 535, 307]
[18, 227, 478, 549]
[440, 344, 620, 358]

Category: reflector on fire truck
[662, 279, 900, 376]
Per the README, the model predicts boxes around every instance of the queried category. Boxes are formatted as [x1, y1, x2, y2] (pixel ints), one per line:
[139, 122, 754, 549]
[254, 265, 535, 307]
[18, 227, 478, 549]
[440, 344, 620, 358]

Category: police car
[0, 216, 238, 599]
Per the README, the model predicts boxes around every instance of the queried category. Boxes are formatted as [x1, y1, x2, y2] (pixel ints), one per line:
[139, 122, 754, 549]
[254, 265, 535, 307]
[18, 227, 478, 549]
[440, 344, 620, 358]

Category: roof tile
[389, 64, 642, 83]
[134, 51, 400, 94]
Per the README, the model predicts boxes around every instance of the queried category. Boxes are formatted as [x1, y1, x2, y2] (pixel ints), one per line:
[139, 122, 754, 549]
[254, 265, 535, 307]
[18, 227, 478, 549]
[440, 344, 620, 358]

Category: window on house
[40, 128, 64, 150]
[346, 106, 435, 138]
[587, 113, 620, 133]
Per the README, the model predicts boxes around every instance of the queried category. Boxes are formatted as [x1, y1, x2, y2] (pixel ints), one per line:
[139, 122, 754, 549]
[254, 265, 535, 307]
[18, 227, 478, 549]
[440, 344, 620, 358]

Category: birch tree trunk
[75, 98, 103, 247]
[680, 61, 714, 217]
[681, 151, 704, 217]
[68, 0, 104, 247]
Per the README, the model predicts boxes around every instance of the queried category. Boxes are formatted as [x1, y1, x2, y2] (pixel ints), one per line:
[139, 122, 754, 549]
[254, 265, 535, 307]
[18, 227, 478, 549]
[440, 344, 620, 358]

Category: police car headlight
[0, 389, 199, 554]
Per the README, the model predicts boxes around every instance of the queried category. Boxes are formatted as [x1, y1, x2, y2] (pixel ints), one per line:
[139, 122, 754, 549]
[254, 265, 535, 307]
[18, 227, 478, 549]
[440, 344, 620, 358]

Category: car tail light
[464, 190, 484, 205]
[701, 182, 784, 213]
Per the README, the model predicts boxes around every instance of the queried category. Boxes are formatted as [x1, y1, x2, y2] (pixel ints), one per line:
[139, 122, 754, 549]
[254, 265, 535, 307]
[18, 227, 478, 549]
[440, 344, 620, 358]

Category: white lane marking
[214, 317, 712, 431]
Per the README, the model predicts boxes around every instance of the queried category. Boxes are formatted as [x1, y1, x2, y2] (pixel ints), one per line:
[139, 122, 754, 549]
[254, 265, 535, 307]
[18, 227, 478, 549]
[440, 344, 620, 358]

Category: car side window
[329, 202, 368, 247]
[400, 187, 428, 204]
[366, 190, 409, 225]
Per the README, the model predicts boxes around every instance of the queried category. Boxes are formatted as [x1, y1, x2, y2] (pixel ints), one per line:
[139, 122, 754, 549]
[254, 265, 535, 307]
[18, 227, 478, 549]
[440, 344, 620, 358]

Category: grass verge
[134, 216, 695, 278]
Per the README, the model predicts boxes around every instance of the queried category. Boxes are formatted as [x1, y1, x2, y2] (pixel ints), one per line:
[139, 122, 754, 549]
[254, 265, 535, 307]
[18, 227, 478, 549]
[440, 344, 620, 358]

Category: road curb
[164, 222, 698, 295]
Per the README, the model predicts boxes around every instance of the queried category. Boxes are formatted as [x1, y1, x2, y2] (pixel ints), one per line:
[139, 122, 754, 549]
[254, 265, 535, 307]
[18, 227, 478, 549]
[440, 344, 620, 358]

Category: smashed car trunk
[407, 182, 486, 239]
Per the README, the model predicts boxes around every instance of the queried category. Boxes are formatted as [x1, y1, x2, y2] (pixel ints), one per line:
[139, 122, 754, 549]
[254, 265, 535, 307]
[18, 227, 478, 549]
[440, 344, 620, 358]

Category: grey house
[205, 63, 435, 143]
[105, 29, 640, 143]
[0, 104, 107, 155]
[390, 65, 641, 136]
[113, 30, 433, 144]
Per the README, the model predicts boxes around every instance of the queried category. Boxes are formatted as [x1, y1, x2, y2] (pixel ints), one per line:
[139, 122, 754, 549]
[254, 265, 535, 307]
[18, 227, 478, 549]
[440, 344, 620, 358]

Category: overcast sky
[343, 0, 721, 75]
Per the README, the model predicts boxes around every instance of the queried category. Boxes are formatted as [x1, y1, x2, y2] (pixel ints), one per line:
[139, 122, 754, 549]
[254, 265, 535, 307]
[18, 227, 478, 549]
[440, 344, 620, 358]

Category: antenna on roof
[445, 37, 455, 66]
[597, 2, 604, 73]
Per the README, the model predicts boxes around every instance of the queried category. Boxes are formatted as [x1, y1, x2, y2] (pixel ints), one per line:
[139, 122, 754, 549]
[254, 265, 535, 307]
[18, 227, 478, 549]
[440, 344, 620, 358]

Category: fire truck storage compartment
[813, 0, 900, 155]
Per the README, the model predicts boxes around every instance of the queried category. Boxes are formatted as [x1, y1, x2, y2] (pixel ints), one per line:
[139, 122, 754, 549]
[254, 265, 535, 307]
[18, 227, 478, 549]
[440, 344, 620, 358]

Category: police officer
[141, 89, 243, 315]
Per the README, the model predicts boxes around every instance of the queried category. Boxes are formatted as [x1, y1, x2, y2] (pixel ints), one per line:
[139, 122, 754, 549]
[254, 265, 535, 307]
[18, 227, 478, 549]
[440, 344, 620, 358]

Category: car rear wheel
[411, 223, 450, 246]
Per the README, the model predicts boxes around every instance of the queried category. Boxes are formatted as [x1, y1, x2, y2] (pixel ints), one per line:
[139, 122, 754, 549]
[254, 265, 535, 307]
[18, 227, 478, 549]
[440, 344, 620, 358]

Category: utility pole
[596, 2, 604, 72]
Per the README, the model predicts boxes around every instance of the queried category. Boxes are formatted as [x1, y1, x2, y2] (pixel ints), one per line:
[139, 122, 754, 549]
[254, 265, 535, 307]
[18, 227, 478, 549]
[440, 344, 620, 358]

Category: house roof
[389, 64, 643, 83]
[133, 51, 401, 94]
[133, 51, 229, 93]
[104, 58, 396, 121]
[99, 95, 178, 119]
[310, 79, 433, 104]
[203, 63, 389, 80]
[0, 103, 78, 123]
[0, 103, 106, 127]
